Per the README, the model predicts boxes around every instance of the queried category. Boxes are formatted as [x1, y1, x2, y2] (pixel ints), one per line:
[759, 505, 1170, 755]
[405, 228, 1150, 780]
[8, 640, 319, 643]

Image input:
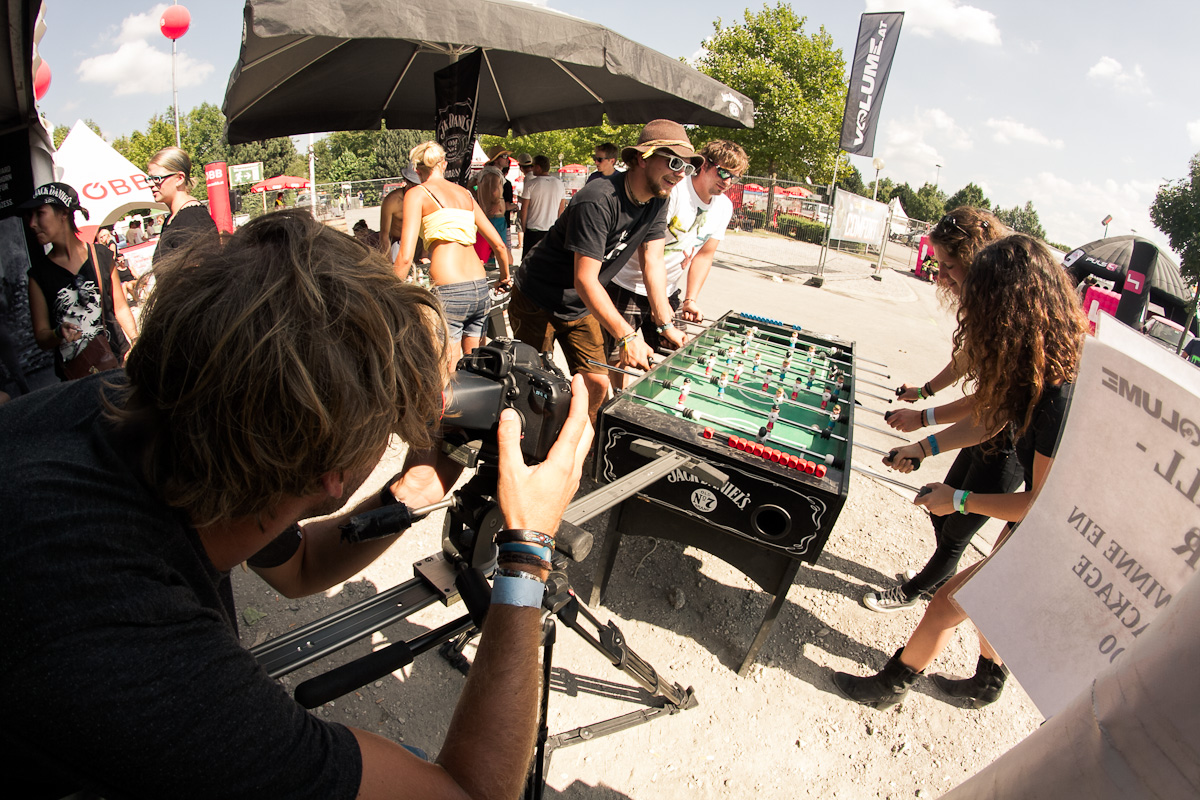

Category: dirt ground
[234, 232, 1045, 798]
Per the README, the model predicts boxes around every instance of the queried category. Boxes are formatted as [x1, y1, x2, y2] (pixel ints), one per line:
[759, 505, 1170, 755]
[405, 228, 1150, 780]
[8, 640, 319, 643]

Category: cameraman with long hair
[0, 210, 592, 799]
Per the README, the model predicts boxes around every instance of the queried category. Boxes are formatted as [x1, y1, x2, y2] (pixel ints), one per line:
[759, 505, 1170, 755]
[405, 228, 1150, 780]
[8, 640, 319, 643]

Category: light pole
[159, 3, 191, 148]
[872, 157, 885, 201]
[1102, 214, 1112, 238]
[934, 163, 943, 189]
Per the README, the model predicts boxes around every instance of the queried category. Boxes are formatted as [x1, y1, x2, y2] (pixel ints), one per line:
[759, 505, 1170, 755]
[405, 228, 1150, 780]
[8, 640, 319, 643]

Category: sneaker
[897, 569, 918, 583]
[863, 584, 920, 613]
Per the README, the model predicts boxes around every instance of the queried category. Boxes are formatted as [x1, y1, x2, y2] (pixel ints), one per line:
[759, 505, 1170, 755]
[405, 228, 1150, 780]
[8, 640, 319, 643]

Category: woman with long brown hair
[863, 208, 1023, 613]
[834, 234, 1088, 710]
[395, 141, 510, 363]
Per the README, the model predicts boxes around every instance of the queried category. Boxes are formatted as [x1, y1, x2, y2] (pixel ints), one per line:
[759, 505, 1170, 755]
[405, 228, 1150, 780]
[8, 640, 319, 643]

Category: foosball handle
[916, 486, 933, 498]
[555, 521, 593, 563]
[885, 448, 921, 470]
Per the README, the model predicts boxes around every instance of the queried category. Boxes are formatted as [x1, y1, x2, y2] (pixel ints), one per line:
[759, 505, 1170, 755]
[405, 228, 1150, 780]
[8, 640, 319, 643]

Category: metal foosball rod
[718, 323, 892, 378]
[722, 320, 892, 370]
[675, 352, 896, 406]
[683, 340, 855, 389]
[684, 339, 895, 395]
[851, 466, 922, 494]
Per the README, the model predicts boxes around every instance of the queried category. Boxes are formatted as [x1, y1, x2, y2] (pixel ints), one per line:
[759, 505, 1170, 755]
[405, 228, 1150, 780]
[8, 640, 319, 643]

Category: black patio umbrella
[1063, 235, 1191, 310]
[222, 0, 754, 144]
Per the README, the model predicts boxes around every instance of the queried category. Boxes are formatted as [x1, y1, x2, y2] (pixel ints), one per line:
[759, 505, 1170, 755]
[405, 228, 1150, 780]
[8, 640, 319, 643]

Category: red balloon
[34, 60, 51, 100]
[160, 5, 191, 40]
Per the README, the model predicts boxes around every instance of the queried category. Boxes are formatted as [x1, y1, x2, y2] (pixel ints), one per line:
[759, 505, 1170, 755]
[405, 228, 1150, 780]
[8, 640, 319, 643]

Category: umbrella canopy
[743, 183, 766, 193]
[1063, 235, 1190, 309]
[222, 0, 754, 143]
[54, 120, 166, 240]
[250, 175, 311, 193]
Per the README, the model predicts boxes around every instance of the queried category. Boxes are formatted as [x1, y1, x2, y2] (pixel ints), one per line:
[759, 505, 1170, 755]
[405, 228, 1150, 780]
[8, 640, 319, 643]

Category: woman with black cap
[23, 182, 137, 380]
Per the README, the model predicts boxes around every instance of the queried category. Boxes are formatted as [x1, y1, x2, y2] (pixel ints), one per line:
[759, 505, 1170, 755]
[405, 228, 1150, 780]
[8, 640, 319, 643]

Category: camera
[443, 339, 573, 464]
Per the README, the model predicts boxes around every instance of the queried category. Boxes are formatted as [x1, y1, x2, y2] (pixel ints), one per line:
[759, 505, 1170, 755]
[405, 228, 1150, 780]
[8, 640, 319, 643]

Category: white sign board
[829, 190, 888, 245]
[229, 162, 263, 186]
[955, 315, 1200, 718]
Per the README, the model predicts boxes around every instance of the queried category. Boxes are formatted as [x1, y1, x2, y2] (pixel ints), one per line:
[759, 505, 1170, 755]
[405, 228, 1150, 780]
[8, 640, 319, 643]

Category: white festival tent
[53, 120, 165, 241]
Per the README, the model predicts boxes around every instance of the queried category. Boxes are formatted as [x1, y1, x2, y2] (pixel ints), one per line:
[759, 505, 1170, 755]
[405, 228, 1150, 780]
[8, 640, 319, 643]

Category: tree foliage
[836, 164, 864, 196]
[944, 182, 991, 212]
[888, 182, 945, 222]
[1150, 153, 1200, 297]
[867, 176, 895, 202]
[480, 118, 643, 169]
[693, 3, 846, 190]
[995, 200, 1046, 240]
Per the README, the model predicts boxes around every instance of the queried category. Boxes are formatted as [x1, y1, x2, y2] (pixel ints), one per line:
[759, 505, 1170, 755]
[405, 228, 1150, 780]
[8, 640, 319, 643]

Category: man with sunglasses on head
[508, 120, 698, 419]
[586, 142, 619, 184]
[605, 140, 747, 386]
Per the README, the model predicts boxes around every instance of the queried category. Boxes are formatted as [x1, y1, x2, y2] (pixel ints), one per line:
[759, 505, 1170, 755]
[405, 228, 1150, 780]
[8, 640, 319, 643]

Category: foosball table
[590, 311, 861, 675]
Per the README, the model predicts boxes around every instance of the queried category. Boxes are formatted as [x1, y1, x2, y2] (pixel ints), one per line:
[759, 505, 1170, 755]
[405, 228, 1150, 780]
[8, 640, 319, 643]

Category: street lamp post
[872, 157, 885, 202]
[1102, 214, 1113, 238]
[934, 163, 943, 189]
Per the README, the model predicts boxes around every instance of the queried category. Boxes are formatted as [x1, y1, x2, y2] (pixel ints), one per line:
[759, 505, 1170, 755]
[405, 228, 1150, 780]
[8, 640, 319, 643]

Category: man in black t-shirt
[510, 120, 695, 417]
[0, 210, 592, 799]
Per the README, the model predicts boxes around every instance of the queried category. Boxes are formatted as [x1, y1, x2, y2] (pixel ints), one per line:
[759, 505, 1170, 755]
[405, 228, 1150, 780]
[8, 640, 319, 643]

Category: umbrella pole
[309, 134, 317, 219]
[817, 158, 840, 277]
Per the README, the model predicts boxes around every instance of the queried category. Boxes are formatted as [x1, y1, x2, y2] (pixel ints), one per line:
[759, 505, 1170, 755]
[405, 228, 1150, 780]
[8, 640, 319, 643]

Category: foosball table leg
[588, 499, 629, 607]
[737, 560, 802, 677]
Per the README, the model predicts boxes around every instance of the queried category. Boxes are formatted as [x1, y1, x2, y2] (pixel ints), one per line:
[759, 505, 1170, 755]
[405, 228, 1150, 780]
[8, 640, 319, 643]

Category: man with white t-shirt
[518, 155, 568, 257]
[605, 139, 748, 379]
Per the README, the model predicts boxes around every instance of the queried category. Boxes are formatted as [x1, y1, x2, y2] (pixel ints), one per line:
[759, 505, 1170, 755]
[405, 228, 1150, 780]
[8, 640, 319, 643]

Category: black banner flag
[434, 49, 483, 186]
[839, 12, 904, 158]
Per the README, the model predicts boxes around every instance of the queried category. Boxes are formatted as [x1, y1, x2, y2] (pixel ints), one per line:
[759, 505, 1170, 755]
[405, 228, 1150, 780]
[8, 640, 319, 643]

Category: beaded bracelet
[925, 435, 940, 456]
[920, 409, 928, 428]
[496, 529, 555, 548]
[924, 381, 936, 398]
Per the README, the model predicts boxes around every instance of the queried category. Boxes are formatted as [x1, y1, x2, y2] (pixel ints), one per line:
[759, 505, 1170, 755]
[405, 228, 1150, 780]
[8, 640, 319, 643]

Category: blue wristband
[926, 435, 940, 456]
[492, 574, 546, 608]
[497, 542, 552, 560]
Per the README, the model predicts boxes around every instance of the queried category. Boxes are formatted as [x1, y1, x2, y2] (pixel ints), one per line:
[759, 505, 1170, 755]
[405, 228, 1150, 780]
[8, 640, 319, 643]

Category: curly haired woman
[834, 234, 1088, 710]
[864, 208, 1022, 613]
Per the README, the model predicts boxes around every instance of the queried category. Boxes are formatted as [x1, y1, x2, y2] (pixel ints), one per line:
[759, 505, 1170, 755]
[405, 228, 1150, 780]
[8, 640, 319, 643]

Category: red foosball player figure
[820, 389, 832, 410]
[766, 404, 780, 432]
[734, 362, 744, 383]
[704, 352, 716, 377]
[791, 377, 802, 400]
[761, 369, 773, 392]
[781, 353, 793, 375]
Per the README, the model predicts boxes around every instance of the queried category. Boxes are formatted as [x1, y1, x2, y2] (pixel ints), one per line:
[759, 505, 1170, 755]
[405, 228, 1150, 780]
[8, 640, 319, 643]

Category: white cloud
[986, 117, 1064, 149]
[117, 4, 170, 45]
[77, 6, 213, 96]
[1087, 56, 1150, 95]
[1187, 120, 1200, 147]
[865, 0, 1001, 46]
[867, 107, 973, 187]
[1018, 40, 1040, 55]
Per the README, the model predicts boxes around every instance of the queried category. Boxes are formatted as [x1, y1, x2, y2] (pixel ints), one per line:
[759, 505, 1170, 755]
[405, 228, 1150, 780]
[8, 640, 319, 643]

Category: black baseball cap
[20, 182, 90, 219]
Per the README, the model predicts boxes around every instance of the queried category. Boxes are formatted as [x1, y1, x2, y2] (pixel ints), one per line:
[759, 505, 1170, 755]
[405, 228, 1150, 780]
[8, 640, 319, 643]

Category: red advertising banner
[204, 161, 233, 234]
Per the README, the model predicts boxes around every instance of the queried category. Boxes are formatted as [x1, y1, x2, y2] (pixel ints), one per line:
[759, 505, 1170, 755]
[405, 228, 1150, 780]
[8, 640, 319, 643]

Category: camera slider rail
[251, 440, 725, 681]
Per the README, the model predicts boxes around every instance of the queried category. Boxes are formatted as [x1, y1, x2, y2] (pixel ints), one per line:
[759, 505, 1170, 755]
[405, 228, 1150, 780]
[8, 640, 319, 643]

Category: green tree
[996, 200, 1046, 239]
[375, 128, 432, 178]
[944, 182, 991, 212]
[693, 2, 847, 221]
[111, 111, 178, 174]
[1149, 153, 1200, 310]
[482, 117, 643, 169]
[867, 176, 895, 202]
[313, 130, 381, 182]
[836, 164, 864, 196]
[911, 183, 946, 223]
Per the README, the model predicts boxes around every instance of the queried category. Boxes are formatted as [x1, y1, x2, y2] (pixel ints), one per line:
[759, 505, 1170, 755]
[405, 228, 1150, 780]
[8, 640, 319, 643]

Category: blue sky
[35, 1, 1199, 257]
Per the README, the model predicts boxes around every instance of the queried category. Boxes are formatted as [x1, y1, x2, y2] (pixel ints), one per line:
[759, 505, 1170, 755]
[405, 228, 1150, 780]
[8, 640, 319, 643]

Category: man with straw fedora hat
[509, 119, 700, 418]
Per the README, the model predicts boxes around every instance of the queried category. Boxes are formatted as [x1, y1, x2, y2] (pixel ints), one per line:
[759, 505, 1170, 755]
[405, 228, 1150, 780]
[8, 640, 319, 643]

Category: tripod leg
[588, 499, 627, 607]
[738, 560, 801, 677]
[438, 628, 480, 676]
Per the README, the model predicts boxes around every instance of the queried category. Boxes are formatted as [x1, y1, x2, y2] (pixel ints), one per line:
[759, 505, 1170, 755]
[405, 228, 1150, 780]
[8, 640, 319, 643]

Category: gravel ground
[234, 227, 1043, 798]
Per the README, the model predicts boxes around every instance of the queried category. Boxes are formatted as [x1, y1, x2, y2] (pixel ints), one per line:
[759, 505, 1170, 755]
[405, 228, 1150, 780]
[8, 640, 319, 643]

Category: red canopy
[743, 183, 766, 192]
[778, 186, 811, 197]
[250, 175, 311, 193]
[558, 163, 588, 173]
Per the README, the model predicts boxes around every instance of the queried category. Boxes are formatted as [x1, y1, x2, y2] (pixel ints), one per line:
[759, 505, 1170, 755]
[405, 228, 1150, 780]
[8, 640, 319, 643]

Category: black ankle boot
[931, 655, 1009, 708]
[832, 648, 922, 710]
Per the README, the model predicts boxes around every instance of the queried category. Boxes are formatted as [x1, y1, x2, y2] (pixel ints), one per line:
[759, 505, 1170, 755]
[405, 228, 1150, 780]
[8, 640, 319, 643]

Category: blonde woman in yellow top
[396, 141, 510, 362]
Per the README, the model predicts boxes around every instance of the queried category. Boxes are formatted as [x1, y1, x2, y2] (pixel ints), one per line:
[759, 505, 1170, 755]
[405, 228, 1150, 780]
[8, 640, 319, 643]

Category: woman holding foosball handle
[862, 208, 1023, 615]
[833, 234, 1086, 710]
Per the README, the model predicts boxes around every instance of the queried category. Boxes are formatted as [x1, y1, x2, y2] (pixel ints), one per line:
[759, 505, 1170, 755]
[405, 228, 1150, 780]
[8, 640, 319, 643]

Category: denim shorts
[433, 278, 492, 340]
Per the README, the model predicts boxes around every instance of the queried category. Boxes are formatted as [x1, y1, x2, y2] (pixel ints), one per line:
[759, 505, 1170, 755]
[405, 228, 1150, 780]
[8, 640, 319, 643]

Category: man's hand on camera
[496, 374, 593, 534]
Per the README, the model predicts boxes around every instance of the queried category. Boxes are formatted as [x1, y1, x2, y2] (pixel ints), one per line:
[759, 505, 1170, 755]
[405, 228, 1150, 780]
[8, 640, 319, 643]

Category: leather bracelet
[497, 551, 553, 571]
[496, 529, 555, 548]
[920, 409, 928, 428]
[924, 381, 936, 398]
[498, 542, 552, 560]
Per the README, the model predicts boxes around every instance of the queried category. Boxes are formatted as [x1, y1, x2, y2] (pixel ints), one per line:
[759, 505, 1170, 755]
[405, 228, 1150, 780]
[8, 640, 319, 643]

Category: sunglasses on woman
[146, 173, 181, 187]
